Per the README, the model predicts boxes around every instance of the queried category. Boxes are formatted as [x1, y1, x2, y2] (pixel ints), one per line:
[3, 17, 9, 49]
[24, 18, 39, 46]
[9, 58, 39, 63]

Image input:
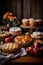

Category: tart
[34, 39, 43, 45]
[1, 43, 20, 53]
[14, 35, 32, 47]
[31, 32, 43, 39]
[9, 27, 22, 36]
[0, 31, 10, 41]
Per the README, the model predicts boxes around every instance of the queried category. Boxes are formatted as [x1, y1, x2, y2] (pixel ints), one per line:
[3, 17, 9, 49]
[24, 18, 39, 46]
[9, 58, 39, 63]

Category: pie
[31, 32, 43, 38]
[34, 39, 43, 45]
[9, 27, 22, 36]
[0, 31, 10, 41]
[1, 43, 20, 53]
[14, 35, 32, 47]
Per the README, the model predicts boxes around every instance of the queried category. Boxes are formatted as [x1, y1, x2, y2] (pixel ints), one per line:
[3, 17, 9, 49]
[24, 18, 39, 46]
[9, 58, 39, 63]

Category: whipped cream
[9, 27, 22, 32]
[32, 32, 43, 35]
[31, 32, 43, 38]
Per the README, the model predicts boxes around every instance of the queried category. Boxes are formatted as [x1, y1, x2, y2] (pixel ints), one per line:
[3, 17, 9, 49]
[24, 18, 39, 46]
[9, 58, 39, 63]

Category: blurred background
[0, 0, 43, 21]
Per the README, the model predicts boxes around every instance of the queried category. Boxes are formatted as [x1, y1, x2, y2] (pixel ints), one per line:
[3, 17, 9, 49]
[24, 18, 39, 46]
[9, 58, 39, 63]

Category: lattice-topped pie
[1, 43, 20, 53]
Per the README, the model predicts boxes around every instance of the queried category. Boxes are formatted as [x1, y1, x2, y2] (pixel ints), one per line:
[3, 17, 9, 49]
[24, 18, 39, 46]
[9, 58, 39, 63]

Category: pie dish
[14, 35, 32, 47]
[1, 43, 20, 53]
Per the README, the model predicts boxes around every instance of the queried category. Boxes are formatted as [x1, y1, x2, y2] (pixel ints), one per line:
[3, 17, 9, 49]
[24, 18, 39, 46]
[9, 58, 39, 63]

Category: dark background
[0, 0, 43, 21]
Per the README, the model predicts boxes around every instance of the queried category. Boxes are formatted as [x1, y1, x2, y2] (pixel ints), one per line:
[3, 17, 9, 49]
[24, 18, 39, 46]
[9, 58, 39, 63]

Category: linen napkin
[0, 48, 27, 65]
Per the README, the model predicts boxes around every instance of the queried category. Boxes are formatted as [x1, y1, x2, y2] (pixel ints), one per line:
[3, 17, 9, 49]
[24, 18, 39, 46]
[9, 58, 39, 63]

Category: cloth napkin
[0, 48, 27, 65]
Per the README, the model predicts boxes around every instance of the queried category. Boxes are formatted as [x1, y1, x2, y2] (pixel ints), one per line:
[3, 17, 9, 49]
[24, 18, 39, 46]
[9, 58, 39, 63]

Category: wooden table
[10, 56, 43, 63]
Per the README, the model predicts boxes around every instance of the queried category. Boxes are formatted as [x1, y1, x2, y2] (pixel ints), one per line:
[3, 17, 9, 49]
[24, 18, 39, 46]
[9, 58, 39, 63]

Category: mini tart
[1, 43, 20, 53]
[31, 32, 43, 39]
[0, 31, 10, 41]
[9, 27, 22, 36]
[14, 35, 32, 47]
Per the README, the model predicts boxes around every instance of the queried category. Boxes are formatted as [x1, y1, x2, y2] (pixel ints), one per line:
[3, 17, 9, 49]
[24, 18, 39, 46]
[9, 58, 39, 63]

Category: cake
[9, 27, 22, 36]
[14, 35, 32, 47]
[1, 43, 20, 53]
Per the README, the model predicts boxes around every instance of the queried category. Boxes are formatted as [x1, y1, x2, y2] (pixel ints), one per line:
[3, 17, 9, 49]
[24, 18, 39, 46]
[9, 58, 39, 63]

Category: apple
[10, 36, 14, 41]
[26, 47, 33, 55]
[5, 37, 11, 43]
[33, 48, 39, 56]
[26, 47, 29, 53]
[40, 47, 43, 56]
[34, 42, 40, 48]
[40, 47, 43, 51]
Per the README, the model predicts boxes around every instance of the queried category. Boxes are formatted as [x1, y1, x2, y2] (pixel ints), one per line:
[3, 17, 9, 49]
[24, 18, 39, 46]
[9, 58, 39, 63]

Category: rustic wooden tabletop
[10, 56, 43, 63]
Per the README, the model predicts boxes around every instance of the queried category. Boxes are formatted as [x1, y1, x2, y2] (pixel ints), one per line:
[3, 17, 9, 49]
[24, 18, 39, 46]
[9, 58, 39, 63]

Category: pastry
[22, 19, 29, 26]
[0, 31, 10, 42]
[31, 32, 43, 38]
[29, 18, 37, 27]
[9, 27, 22, 36]
[1, 25, 9, 31]
[1, 43, 20, 53]
[34, 39, 43, 45]
[14, 35, 32, 47]
[35, 19, 42, 23]
[35, 19, 42, 26]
